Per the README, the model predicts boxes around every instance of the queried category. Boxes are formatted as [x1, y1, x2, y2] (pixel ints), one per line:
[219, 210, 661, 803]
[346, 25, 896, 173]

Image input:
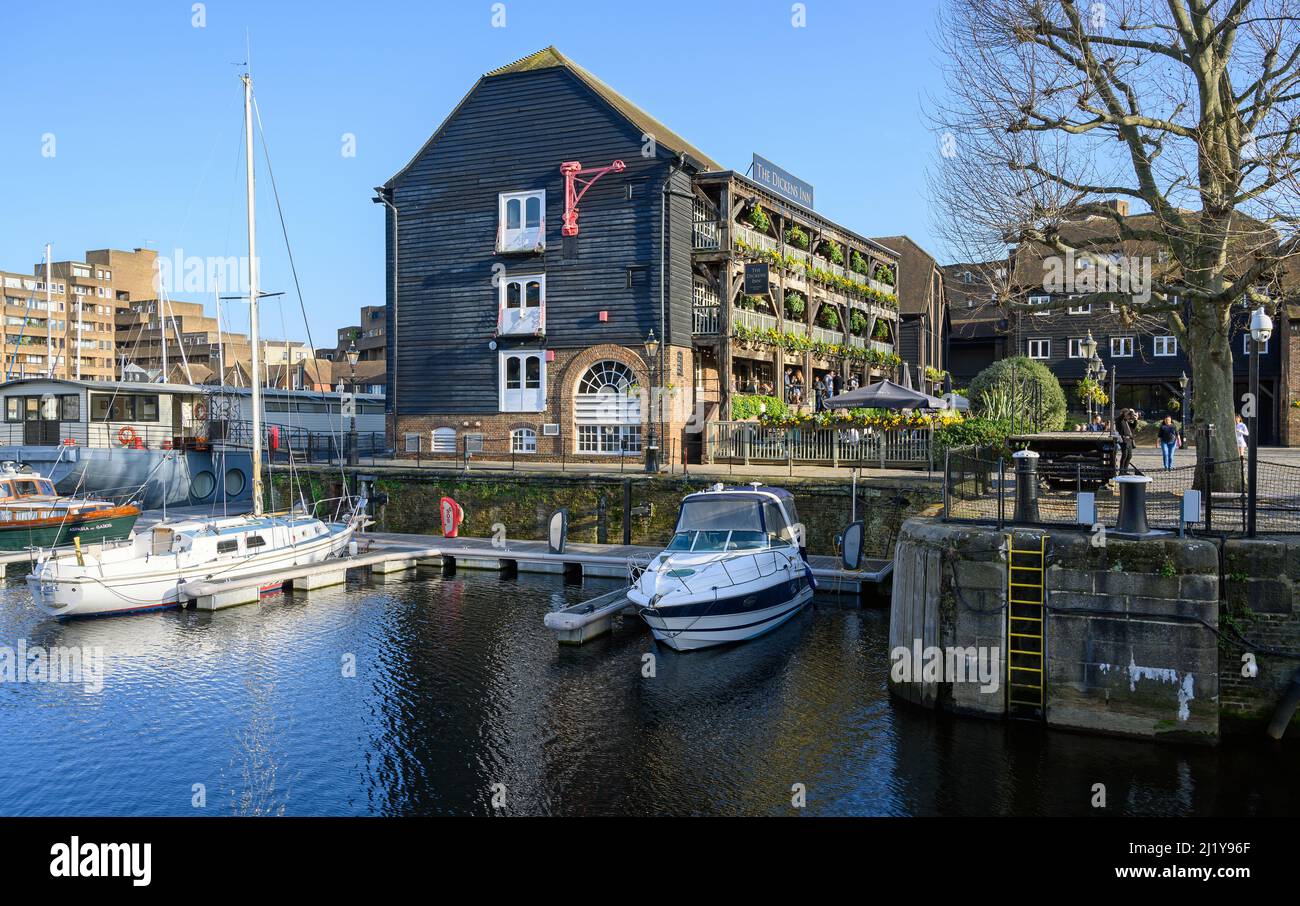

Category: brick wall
[394, 342, 696, 464]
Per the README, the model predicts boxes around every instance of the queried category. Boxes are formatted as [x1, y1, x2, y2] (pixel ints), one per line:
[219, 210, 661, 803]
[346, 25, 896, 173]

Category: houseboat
[0, 378, 384, 508]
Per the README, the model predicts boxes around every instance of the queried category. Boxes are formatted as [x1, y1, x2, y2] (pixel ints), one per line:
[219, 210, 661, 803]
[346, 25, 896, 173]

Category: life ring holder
[193, 401, 209, 421]
[117, 426, 139, 447]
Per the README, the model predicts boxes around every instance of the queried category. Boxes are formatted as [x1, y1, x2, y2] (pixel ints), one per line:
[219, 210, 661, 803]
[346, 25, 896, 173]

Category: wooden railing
[705, 420, 932, 468]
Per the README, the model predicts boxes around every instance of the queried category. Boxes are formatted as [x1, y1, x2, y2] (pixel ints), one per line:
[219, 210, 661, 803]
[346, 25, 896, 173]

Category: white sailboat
[27, 72, 363, 619]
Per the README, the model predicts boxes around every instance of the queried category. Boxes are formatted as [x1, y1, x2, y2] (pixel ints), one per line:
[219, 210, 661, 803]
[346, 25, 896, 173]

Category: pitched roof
[873, 235, 938, 316]
[387, 46, 720, 186]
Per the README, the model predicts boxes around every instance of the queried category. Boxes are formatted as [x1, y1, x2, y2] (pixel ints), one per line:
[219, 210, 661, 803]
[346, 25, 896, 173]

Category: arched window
[511, 427, 537, 454]
[575, 360, 641, 454]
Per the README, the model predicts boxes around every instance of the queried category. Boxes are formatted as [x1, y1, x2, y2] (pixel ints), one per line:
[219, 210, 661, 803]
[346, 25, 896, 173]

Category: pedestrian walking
[1157, 415, 1179, 471]
[1235, 414, 1249, 460]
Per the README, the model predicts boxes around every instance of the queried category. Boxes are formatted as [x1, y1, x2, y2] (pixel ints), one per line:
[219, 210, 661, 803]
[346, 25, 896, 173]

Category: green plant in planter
[850, 310, 867, 335]
[738, 294, 759, 311]
[850, 251, 870, 275]
[874, 264, 895, 286]
[819, 306, 840, 329]
[821, 240, 845, 266]
[747, 203, 771, 233]
[783, 224, 810, 250]
[784, 290, 805, 319]
[873, 319, 891, 340]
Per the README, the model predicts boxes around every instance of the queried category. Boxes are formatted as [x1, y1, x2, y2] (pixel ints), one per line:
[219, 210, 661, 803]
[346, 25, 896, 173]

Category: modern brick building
[1, 247, 156, 381]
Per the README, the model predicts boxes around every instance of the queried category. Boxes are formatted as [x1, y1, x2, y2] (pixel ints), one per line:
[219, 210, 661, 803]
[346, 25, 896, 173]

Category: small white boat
[627, 484, 815, 651]
[26, 510, 360, 618]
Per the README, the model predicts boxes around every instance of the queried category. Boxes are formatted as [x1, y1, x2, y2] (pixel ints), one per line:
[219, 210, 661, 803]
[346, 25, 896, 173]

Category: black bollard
[1012, 450, 1040, 523]
[1114, 474, 1153, 535]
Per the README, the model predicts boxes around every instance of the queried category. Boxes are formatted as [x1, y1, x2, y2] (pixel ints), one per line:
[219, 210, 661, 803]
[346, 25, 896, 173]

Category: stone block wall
[1219, 538, 1300, 736]
[1045, 533, 1220, 743]
[890, 520, 1226, 743]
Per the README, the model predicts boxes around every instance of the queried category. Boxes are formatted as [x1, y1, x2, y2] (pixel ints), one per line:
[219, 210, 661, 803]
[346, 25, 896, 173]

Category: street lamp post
[643, 329, 660, 473]
[1179, 371, 1190, 438]
[1081, 332, 1098, 423]
[1247, 306, 1273, 537]
[346, 340, 360, 467]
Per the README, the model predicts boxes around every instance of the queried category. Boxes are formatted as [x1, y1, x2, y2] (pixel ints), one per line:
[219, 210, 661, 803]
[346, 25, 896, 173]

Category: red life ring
[268, 425, 281, 451]
[439, 497, 464, 538]
[193, 401, 208, 421]
[117, 426, 139, 447]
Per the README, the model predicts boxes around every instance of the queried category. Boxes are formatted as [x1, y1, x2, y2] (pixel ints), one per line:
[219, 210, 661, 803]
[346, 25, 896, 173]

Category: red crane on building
[560, 159, 626, 237]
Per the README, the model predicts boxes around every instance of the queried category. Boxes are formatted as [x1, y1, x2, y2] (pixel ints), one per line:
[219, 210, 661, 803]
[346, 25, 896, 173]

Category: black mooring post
[1012, 449, 1040, 523]
[996, 456, 1006, 530]
[1115, 474, 1153, 535]
[622, 478, 633, 546]
[597, 495, 608, 545]
[1204, 423, 1216, 533]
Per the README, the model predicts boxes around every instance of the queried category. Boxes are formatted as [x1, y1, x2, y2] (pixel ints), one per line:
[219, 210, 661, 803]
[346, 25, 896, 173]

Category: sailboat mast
[243, 72, 264, 518]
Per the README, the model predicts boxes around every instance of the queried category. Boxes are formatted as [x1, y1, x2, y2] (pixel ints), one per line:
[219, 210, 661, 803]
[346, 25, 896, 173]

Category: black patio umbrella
[823, 379, 948, 410]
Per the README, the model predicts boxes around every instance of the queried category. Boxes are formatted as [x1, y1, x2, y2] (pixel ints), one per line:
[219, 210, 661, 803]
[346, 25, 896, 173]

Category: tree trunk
[1186, 300, 1241, 489]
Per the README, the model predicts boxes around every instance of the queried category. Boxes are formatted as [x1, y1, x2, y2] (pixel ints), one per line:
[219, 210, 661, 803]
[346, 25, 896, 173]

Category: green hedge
[933, 416, 1016, 456]
[732, 394, 787, 420]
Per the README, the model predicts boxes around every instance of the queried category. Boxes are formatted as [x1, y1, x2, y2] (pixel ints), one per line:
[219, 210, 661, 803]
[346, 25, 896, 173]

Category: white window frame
[574, 360, 642, 455]
[1243, 334, 1269, 355]
[1067, 296, 1092, 315]
[498, 190, 545, 253]
[499, 351, 546, 412]
[1028, 294, 1051, 316]
[498, 274, 546, 336]
[1067, 338, 1086, 358]
[1110, 336, 1134, 358]
[1153, 335, 1178, 357]
[1027, 338, 1050, 359]
[510, 427, 537, 453]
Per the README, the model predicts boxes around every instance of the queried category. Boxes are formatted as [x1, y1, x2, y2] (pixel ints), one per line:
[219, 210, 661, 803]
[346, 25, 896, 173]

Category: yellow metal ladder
[1006, 534, 1046, 715]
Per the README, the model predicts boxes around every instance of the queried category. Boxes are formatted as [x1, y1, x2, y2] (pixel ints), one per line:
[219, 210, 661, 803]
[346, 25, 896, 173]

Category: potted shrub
[747, 203, 771, 233]
[784, 290, 806, 320]
[874, 263, 895, 286]
[819, 306, 840, 330]
[783, 224, 810, 250]
[873, 319, 891, 340]
[850, 310, 867, 335]
[820, 239, 845, 266]
[850, 251, 870, 275]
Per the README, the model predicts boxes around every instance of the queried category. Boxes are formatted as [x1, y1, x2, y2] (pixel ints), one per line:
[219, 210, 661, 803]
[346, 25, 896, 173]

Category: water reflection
[0, 570, 1293, 816]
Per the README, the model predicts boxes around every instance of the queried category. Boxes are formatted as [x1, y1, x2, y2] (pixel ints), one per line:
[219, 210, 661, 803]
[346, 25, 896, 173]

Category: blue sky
[0, 0, 947, 347]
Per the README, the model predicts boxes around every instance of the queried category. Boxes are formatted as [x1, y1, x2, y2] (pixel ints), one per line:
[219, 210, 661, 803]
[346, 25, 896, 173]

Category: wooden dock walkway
[4, 523, 891, 609]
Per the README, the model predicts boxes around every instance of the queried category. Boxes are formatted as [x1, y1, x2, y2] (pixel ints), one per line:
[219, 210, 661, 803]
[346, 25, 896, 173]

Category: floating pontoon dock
[5, 523, 891, 623]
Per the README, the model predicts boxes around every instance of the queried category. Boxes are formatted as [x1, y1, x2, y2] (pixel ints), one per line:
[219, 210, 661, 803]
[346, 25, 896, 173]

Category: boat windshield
[12, 479, 54, 497]
[666, 496, 782, 553]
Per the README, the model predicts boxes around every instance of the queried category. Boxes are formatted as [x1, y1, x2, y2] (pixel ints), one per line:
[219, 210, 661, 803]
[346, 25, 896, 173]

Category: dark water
[0, 569, 1294, 816]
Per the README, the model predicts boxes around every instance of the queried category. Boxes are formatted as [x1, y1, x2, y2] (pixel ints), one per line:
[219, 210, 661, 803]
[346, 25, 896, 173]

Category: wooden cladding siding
[385, 67, 694, 415]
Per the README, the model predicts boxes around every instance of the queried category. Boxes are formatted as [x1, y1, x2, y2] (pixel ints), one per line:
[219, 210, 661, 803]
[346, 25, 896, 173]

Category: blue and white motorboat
[627, 483, 815, 651]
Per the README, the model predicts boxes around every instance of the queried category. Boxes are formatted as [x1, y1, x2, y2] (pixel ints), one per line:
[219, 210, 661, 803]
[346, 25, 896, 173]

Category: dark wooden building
[378, 47, 902, 461]
[939, 206, 1289, 443]
[873, 235, 949, 390]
